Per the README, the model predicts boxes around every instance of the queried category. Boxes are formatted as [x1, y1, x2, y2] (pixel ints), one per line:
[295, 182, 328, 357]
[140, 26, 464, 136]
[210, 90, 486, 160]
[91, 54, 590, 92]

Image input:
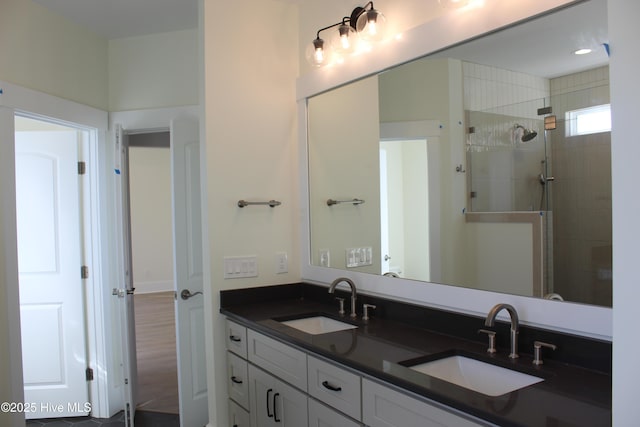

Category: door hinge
[81, 265, 89, 279]
[78, 161, 86, 175]
[86, 367, 94, 381]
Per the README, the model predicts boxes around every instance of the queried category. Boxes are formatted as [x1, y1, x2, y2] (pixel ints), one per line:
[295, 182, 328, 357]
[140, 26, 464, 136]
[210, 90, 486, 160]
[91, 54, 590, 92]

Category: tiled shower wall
[463, 62, 549, 211]
[549, 66, 612, 306]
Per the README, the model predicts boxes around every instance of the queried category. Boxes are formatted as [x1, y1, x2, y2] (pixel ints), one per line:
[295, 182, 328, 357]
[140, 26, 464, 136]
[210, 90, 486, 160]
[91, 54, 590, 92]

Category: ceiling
[33, 0, 608, 78]
[432, 0, 609, 78]
[33, 0, 199, 39]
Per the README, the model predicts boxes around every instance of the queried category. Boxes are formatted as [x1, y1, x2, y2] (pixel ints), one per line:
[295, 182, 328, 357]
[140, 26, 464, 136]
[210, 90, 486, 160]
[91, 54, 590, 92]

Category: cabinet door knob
[273, 392, 281, 422]
[322, 380, 342, 392]
[229, 335, 242, 342]
[231, 375, 243, 384]
[266, 388, 273, 418]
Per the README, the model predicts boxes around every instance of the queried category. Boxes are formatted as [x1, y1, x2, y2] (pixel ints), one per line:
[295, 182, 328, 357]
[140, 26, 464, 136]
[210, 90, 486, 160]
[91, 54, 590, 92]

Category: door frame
[0, 80, 114, 419]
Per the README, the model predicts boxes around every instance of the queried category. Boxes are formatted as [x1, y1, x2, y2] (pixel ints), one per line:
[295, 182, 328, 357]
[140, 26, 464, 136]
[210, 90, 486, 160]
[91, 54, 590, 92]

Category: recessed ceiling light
[574, 48, 592, 55]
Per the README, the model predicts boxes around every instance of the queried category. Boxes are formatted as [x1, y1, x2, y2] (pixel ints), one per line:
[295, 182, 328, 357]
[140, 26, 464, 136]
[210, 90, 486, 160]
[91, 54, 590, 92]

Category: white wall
[129, 146, 174, 293]
[201, 0, 300, 425]
[109, 29, 199, 111]
[0, 0, 108, 110]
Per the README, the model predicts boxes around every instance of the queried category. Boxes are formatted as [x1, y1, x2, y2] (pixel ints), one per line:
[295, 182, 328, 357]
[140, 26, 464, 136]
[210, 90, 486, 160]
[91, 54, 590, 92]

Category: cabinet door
[362, 379, 487, 427]
[226, 319, 248, 358]
[274, 374, 307, 427]
[307, 355, 361, 420]
[228, 351, 250, 410]
[249, 364, 308, 427]
[247, 329, 307, 390]
[229, 399, 251, 427]
[249, 364, 277, 427]
[309, 398, 362, 427]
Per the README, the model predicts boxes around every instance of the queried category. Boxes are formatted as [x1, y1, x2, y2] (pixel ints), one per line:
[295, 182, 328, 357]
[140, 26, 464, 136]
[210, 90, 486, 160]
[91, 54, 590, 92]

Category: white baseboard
[134, 280, 174, 294]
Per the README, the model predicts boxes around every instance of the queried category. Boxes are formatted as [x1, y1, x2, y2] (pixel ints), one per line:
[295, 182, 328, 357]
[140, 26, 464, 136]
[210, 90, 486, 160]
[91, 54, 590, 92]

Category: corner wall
[0, 0, 108, 110]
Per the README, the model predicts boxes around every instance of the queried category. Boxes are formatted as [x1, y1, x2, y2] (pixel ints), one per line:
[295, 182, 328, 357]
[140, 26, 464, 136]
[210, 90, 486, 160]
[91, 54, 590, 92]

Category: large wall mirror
[307, 0, 611, 308]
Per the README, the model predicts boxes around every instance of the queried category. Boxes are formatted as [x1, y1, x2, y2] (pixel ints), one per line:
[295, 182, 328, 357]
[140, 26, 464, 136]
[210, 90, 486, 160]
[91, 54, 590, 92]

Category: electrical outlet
[275, 252, 288, 274]
[319, 249, 330, 267]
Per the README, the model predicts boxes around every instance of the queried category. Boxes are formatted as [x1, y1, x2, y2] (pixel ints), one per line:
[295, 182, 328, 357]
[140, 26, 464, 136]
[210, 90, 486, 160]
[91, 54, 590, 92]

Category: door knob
[180, 289, 203, 300]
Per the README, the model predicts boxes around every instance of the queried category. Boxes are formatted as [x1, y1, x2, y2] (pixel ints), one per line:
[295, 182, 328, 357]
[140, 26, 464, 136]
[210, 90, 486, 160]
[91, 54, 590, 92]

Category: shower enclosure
[466, 80, 612, 307]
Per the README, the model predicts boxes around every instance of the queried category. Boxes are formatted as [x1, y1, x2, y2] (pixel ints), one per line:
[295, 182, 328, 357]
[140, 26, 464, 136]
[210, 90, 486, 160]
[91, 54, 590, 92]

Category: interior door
[113, 124, 138, 426]
[170, 116, 208, 427]
[15, 128, 90, 419]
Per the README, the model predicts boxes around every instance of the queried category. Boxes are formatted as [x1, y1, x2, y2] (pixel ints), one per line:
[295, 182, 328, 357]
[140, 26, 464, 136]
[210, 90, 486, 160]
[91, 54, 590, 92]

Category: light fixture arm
[315, 17, 352, 40]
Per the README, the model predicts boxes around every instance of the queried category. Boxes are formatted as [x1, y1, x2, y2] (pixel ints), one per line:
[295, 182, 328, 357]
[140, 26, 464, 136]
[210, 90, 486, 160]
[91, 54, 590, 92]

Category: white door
[15, 129, 90, 419]
[170, 116, 208, 427]
[113, 125, 138, 426]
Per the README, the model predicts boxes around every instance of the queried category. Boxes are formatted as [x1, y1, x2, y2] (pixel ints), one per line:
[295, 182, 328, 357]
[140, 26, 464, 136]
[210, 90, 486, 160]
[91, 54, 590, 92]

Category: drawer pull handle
[322, 380, 342, 392]
[273, 392, 281, 422]
[229, 335, 242, 342]
[266, 388, 273, 418]
[231, 375, 243, 384]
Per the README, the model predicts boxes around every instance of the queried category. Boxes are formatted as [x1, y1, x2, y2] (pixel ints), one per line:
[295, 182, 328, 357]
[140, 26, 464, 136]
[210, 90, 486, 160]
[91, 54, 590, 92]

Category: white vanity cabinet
[308, 398, 362, 427]
[224, 318, 491, 427]
[307, 355, 361, 420]
[229, 399, 251, 427]
[362, 378, 490, 427]
[248, 363, 307, 427]
[226, 319, 248, 358]
[225, 319, 250, 426]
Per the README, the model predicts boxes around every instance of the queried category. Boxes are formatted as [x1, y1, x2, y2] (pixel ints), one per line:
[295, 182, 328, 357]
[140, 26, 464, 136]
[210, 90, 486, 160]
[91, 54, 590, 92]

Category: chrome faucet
[328, 277, 358, 318]
[484, 303, 520, 358]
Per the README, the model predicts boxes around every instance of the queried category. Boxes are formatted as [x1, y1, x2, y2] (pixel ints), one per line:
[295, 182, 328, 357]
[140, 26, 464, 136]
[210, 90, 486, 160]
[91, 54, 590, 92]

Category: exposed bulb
[331, 23, 359, 55]
[306, 37, 331, 67]
[356, 8, 386, 42]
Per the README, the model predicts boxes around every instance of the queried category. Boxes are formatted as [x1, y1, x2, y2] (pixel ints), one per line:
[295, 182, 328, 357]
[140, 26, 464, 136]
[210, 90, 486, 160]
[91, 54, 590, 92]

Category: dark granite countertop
[220, 284, 611, 427]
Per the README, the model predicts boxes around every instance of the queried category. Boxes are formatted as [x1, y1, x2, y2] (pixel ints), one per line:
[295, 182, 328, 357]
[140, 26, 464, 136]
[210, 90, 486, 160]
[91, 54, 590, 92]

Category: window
[566, 104, 611, 137]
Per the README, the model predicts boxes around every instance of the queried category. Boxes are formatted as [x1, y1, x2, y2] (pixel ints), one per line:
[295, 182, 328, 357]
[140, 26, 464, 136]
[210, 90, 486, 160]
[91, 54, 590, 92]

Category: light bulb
[356, 8, 386, 42]
[306, 37, 332, 67]
[330, 23, 359, 55]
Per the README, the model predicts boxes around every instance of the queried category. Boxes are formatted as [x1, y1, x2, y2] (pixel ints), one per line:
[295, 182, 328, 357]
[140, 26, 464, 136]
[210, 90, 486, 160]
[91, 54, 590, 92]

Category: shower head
[515, 124, 537, 142]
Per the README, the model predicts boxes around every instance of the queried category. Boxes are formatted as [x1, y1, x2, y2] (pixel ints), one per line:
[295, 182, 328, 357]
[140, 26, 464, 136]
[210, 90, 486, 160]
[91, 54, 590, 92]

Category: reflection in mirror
[308, 0, 611, 307]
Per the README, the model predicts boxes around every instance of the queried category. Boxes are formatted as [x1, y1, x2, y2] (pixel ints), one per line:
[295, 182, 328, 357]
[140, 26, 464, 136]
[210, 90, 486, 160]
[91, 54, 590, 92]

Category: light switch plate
[223, 256, 258, 279]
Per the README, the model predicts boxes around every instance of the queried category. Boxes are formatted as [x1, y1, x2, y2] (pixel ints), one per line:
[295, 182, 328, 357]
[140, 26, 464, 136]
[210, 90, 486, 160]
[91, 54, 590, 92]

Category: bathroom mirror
[308, 0, 611, 307]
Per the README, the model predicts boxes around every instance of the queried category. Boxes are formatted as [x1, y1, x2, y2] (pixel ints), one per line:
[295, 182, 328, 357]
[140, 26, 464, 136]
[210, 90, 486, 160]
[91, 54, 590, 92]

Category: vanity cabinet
[247, 329, 307, 391]
[307, 355, 361, 420]
[248, 363, 307, 427]
[362, 378, 489, 427]
[229, 399, 251, 427]
[225, 318, 489, 427]
[308, 397, 362, 427]
[226, 319, 248, 358]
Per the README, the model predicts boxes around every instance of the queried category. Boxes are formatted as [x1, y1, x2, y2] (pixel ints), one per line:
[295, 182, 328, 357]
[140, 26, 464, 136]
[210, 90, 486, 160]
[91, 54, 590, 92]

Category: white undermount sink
[408, 355, 543, 396]
[279, 316, 357, 335]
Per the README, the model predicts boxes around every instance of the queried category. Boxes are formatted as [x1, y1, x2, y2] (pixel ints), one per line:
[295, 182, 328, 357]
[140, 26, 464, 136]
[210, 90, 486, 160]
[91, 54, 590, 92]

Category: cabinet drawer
[308, 397, 362, 427]
[362, 378, 488, 427]
[227, 352, 250, 410]
[247, 329, 307, 390]
[307, 355, 361, 420]
[226, 319, 248, 358]
[228, 399, 250, 427]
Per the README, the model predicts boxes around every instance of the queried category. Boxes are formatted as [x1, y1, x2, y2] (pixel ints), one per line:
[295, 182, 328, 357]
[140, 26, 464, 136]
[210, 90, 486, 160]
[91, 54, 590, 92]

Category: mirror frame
[297, 0, 611, 340]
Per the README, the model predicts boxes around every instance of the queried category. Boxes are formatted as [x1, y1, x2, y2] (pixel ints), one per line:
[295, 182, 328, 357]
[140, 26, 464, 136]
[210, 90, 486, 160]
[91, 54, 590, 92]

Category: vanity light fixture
[306, 2, 387, 67]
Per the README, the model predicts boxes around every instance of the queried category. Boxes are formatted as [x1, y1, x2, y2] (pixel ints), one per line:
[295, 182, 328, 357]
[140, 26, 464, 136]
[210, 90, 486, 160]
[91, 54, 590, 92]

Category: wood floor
[134, 291, 179, 414]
